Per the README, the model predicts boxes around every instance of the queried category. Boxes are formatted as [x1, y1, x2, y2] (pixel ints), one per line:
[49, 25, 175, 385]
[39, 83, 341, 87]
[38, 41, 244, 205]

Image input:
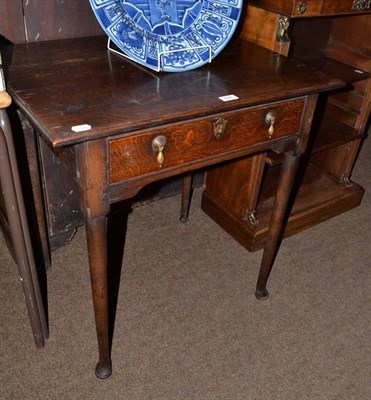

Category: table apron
[108, 134, 300, 203]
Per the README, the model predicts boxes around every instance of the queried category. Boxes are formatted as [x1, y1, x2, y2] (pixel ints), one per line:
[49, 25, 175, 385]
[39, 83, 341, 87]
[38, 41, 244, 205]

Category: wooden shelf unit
[202, 3, 370, 251]
[202, 163, 365, 252]
[303, 57, 370, 84]
[266, 115, 362, 166]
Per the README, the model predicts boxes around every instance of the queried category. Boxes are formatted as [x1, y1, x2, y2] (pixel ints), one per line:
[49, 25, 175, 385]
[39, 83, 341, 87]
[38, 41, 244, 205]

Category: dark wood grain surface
[0, 0, 103, 44]
[0, 1, 26, 43]
[8, 36, 343, 147]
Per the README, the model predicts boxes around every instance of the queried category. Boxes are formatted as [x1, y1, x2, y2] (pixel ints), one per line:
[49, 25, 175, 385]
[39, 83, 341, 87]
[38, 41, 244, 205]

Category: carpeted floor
[1, 135, 370, 399]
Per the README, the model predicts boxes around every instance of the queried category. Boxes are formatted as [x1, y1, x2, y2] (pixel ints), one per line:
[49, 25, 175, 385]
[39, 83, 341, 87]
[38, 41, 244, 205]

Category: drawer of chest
[250, 0, 370, 17]
[293, 0, 371, 17]
[109, 98, 305, 183]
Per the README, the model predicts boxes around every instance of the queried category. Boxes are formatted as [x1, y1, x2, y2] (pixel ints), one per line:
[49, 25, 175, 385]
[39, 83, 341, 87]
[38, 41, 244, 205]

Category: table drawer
[293, 0, 370, 17]
[109, 98, 305, 183]
[249, 1, 370, 17]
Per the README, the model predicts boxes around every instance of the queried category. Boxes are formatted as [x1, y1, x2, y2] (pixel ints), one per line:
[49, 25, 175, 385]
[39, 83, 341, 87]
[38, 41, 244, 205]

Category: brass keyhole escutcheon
[265, 110, 277, 138]
[152, 135, 167, 167]
[213, 118, 228, 140]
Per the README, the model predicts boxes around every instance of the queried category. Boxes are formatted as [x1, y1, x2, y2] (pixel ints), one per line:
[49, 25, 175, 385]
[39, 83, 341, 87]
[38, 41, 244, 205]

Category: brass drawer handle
[213, 117, 228, 140]
[152, 135, 167, 166]
[265, 110, 277, 138]
[352, 0, 370, 10]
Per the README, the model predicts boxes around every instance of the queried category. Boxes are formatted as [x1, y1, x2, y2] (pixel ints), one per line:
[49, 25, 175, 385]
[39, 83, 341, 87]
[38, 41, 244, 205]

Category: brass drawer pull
[213, 117, 228, 140]
[152, 135, 167, 166]
[352, 0, 370, 10]
[265, 110, 277, 138]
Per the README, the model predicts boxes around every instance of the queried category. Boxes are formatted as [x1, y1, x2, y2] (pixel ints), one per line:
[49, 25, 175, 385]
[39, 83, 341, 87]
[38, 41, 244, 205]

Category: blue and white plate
[89, 0, 243, 72]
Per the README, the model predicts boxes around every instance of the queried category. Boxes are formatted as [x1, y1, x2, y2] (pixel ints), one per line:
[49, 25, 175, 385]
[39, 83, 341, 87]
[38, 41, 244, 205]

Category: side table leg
[255, 152, 300, 300]
[86, 216, 112, 379]
[179, 174, 193, 224]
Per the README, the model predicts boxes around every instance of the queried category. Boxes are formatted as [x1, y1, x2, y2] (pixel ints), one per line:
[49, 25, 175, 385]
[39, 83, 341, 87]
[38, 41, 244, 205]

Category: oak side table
[8, 36, 342, 378]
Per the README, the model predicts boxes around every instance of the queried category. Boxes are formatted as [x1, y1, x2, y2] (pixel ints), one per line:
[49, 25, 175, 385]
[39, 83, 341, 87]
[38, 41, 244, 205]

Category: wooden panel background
[0, 0, 26, 43]
[0, 0, 103, 44]
[327, 14, 371, 72]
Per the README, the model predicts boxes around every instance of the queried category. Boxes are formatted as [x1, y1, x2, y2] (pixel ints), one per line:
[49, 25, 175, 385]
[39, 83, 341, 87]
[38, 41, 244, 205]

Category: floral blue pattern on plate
[89, 0, 243, 72]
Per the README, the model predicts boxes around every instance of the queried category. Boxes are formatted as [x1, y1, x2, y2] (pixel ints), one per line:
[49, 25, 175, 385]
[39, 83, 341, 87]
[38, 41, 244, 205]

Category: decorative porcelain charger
[89, 0, 243, 72]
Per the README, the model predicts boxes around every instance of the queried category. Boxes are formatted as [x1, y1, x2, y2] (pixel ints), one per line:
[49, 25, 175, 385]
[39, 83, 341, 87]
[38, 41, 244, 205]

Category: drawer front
[109, 98, 305, 183]
[249, 1, 370, 17]
[293, 0, 370, 17]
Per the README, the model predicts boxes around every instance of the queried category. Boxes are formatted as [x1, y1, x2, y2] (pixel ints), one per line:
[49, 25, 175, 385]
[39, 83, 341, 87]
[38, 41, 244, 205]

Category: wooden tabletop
[8, 36, 343, 147]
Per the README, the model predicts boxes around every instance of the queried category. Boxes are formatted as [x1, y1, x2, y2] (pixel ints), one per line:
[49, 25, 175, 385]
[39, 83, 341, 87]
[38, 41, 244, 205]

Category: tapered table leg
[86, 217, 112, 379]
[255, 152, 300, 300]
[179, 174, 193, 224]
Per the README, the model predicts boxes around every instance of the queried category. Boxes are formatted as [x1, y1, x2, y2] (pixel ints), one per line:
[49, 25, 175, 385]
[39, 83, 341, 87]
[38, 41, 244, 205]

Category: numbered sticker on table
[71, 124, 92, 132]
[219, 94, 239, 102]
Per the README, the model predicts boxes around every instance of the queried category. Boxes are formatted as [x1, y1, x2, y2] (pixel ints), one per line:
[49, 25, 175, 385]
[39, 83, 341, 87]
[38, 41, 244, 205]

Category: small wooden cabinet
[202, 1, 370, 251]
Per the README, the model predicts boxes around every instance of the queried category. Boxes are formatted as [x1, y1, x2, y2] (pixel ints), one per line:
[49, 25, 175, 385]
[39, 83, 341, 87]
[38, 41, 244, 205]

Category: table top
[8, 36, 343, 147]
